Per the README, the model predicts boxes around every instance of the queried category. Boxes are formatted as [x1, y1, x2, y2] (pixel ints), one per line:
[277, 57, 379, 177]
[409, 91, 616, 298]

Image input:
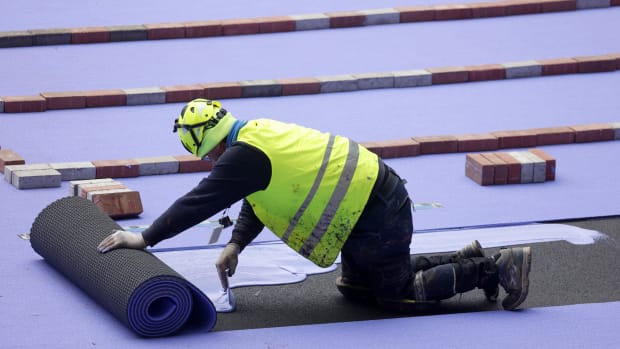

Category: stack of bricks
[69, 178, 143, 219]
[466, 148, 556, 186]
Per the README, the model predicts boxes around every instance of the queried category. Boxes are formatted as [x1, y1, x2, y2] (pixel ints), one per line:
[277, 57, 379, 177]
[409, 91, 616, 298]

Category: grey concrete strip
[135, 156, 180, 175]
[291, 14, 330, 31]
[0, 31, 32, 48]
[50, 162, 97, 181]
[12, 169, 61, 189]
[124, 87, 166, 105]
[354, 72, 395, 90]
[240, 80, 283, 98]
[502, 61, 543, 79]
[318, 75, 358, 93]
[362, 8, 400, 25]
[577, 0, 610, 9]
[394, 70, 433, 87]
[611, 122, 620, 140]
[108, 25, 148, 42]
[509, 151, 535, 183]
[30, 29, 72, 46]
[524, 151, 547, 183]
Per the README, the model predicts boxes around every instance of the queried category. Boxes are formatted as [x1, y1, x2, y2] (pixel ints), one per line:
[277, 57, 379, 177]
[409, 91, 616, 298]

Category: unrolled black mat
[30, 196, 217, 337]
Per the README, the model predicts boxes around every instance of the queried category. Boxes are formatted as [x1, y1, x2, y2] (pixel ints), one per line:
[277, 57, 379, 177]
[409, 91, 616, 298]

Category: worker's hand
[215, 243, 240, 278]
[97, 229, 147, 253]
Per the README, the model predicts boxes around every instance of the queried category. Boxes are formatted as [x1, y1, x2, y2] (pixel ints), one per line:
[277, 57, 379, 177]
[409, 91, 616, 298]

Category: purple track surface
[1, 2, 619, 348]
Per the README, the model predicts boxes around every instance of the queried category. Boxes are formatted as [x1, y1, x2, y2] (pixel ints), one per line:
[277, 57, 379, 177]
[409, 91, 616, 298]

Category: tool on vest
[208, 208, 234, 244]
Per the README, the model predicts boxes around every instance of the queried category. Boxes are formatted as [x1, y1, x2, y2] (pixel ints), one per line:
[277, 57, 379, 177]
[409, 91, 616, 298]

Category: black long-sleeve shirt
[141, 142, 271, 250]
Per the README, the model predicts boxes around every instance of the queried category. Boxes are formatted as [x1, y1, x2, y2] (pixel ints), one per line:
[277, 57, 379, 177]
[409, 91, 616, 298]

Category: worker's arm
[98, 142, 271, 253]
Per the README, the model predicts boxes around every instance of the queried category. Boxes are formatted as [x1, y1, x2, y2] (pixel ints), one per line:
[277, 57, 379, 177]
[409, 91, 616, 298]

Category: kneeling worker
[98, 98, 532, 311]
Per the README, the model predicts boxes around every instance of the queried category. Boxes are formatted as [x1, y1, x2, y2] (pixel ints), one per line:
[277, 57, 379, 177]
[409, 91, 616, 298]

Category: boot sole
[504, 246, 532, 310]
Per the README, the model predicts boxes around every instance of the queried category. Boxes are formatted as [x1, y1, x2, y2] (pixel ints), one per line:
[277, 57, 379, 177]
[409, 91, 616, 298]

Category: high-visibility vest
[238, 119, 379, 267]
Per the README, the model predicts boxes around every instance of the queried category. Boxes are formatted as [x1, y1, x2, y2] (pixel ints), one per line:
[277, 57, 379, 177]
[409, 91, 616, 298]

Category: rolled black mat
[30, 196, 217, 337]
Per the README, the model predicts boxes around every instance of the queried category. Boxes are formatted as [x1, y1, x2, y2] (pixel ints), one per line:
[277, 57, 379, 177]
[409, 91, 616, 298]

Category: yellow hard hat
[173, 99, 236, 158]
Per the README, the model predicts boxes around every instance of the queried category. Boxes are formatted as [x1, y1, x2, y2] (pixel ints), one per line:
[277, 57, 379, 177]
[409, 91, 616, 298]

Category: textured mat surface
[29, 196, 217, 337]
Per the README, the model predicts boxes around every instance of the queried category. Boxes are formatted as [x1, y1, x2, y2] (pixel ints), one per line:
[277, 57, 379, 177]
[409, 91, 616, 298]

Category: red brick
[538, 58, 578, 76]
[413, 135, 458, 154]
[491, 130, 538, 149]
[426, 67, 469, 84]
[277, 78, 321, 95]
[162, 84, 204, 103]
[82, 90, 126, 107]
[528, 148, 556, 180]
[174, 155, 214, 173]
[41, 91, 86, 110]
[569, 123, 615, 142]
[532, 127, 575, 145]
[465, 153, 495, 186]
[433, 4, 473, 20]
[613, 0, 620, 5]
[0, 149, 25, 173]
[456, 133, 499, 152]
[221, 18, 260, 36]
[2, 95, 46, 113]
[90, 189, 143, 219]
[360, 142, 383, 157]
[92, 160, 140, 178]
[539, 0, 577, 12]
[397, 6, 436, 22]
[573, 55, 617, 73]
[257, 16, 296, 33]
[504, 0, 542, 15]
[327, 11, 366, 28]
[71, 27, 110, 44]
[481, 152, 508, 184]
[203, 82, 243, 99]
[467, 64, 506, 81]
[144, 23, 186, 40]
[184, 20, 222, 38]
[495, 152, 522, 184]
[469, 2, 507, 17]
[376, 139, 420, 158]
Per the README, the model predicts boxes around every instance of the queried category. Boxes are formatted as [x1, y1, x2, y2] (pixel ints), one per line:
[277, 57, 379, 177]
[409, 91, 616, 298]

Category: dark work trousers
[340, 163, 497, 302]
[340, 163, 415, 300]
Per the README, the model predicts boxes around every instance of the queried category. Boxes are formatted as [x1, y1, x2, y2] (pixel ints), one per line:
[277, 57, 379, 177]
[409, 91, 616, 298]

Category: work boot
[456, 240, 485, 259]
[457, 240, 499, 302]
[496, 247, 532, 310]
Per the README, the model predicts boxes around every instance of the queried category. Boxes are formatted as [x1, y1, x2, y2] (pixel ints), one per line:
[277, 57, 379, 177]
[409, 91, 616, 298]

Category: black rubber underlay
[29, 196, 216, 337]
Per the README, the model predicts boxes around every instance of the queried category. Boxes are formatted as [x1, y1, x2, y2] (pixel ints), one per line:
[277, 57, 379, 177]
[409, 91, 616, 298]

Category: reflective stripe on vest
[294, 137, 359, 257]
